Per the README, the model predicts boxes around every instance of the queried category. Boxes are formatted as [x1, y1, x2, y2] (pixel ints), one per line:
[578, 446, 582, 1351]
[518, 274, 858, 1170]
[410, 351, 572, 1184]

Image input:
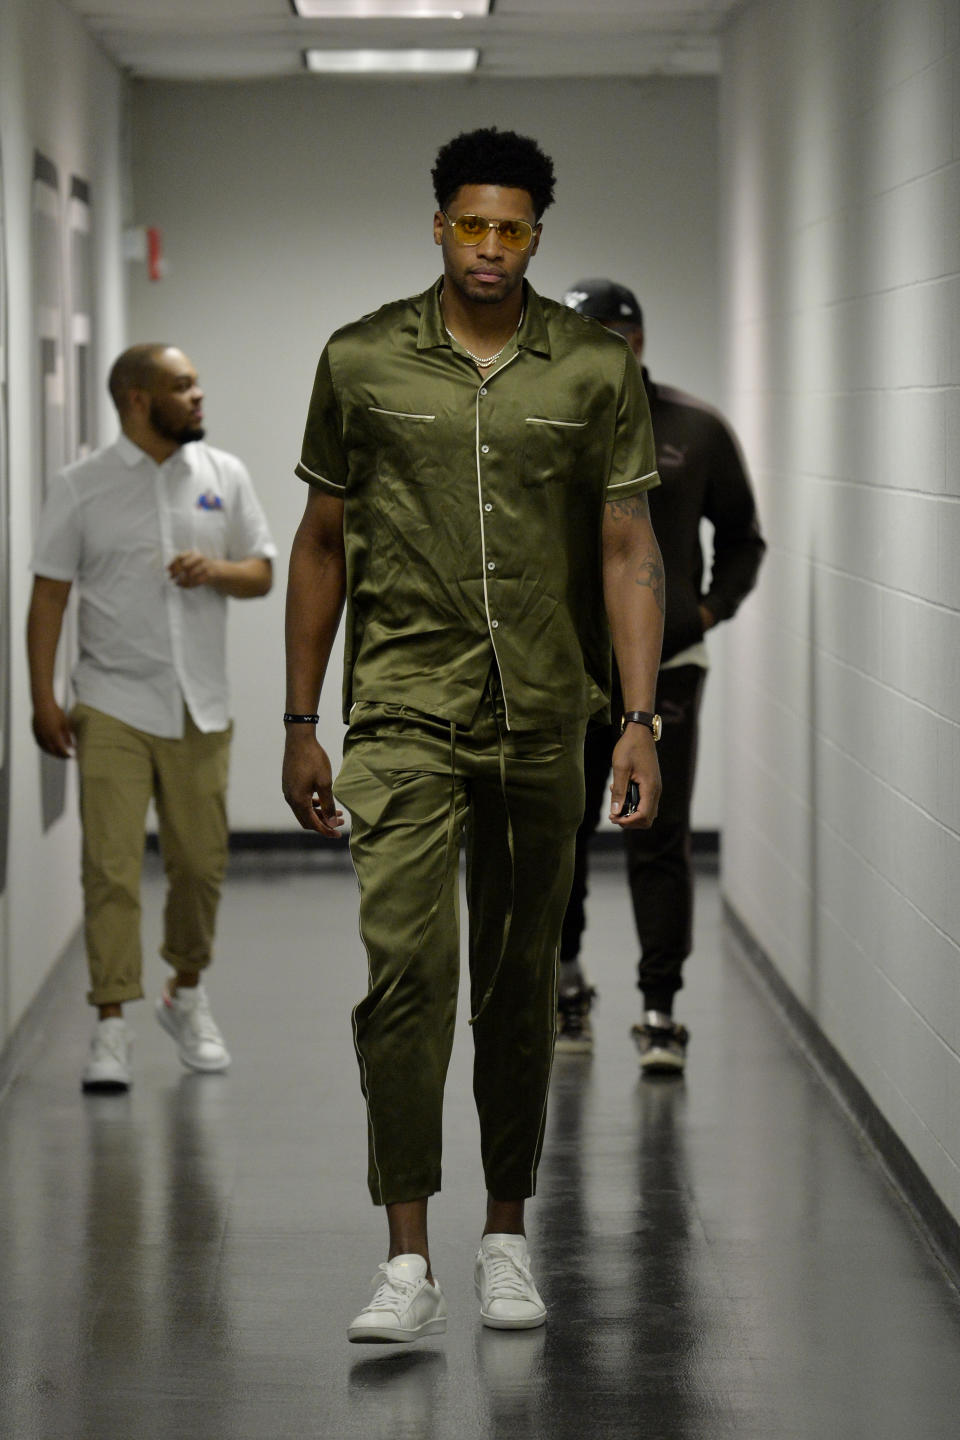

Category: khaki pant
[72, 704, 231, 1008]
[335, 683, 586, 1206]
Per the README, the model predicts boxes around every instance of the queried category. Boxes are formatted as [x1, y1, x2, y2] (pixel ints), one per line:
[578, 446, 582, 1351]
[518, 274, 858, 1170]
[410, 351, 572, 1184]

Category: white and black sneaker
[555, 983, 597, 1054]
[81, 1017, 132, 1092]
[631, 1011, 689, 1074]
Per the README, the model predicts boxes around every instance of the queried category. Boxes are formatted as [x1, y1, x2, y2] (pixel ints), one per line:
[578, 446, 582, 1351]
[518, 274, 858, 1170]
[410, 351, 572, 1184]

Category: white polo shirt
[31, 434, 276, 738]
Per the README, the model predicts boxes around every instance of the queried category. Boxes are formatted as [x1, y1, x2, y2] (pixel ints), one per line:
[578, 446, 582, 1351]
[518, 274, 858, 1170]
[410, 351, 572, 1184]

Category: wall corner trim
[0, 925, 84, 1108]
[723, 898, 960, 1290]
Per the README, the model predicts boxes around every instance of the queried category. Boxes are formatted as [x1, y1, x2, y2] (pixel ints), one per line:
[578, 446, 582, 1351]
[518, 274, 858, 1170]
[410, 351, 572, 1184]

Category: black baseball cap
[563, 278, 643, 327]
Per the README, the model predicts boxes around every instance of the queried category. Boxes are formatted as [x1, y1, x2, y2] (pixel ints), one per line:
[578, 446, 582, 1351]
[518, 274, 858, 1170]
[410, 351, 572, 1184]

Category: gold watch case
[622, 711, 663, 742]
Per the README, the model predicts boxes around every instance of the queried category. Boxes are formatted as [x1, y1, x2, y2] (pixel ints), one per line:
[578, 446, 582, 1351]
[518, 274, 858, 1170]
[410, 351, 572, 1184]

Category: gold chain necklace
[445, 308, 524, 368]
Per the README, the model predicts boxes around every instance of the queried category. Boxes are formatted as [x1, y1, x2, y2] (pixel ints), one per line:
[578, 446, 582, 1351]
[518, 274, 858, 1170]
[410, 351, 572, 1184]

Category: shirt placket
[474, 352, 520, 731]
[157, 461, 190, 736]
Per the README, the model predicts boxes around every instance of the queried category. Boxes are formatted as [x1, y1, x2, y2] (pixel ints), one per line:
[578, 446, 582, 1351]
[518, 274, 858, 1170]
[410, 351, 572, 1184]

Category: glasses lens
[496, 219, 534, 251]
[451, 214, 490, 244]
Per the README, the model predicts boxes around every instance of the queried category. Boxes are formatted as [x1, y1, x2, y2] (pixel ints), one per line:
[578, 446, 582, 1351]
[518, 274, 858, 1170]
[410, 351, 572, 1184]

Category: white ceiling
[62, 0, 744, 82]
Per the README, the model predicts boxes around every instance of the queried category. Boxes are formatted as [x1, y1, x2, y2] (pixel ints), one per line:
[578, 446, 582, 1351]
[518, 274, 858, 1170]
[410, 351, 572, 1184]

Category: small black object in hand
[622, 780, 640, 816]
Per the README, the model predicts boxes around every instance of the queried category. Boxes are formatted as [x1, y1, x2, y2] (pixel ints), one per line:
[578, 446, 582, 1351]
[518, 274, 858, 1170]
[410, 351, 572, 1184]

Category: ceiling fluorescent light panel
[293, 1, 490, 17]
[305, 48, 479, 73]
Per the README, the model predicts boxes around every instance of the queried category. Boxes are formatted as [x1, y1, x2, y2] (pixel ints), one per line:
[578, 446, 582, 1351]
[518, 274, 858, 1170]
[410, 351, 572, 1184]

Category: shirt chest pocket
[521, 416, 591, 487]
[169, 493, 227, 557]
[190, 502, 228, 557]
[367, 405, 438, 486]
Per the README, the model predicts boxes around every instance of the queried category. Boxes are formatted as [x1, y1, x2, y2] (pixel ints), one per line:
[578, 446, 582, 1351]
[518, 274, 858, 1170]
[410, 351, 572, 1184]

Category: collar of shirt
[416, 277, 553, 360]
[114, 432, 190, 475]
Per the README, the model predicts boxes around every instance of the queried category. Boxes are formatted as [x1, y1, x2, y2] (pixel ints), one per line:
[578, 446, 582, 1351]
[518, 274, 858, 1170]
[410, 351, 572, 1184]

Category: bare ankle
[171, 972, 200, 994]
[484, 1195, 526, 1238]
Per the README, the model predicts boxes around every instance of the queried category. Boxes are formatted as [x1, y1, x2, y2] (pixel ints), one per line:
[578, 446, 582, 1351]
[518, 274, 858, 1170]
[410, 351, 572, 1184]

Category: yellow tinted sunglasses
[442, 211, 537, 252]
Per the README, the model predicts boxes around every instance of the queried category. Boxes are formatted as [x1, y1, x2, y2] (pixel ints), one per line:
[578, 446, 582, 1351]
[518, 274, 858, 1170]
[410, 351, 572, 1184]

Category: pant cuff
[371, 1175, 441, 1207]
[87, 982, 144, 1007]
[160, 950, 211, 975]
[483, 1177, 537, 1203]
[641, 986, 682, 1014]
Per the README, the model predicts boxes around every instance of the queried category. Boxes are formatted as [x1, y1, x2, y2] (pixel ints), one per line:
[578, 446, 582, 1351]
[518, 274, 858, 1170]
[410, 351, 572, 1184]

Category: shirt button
[481, 444, 490, 454]
[487, 561, 496, 571]
[491, 620, 500, 629]
[479, 387, 488, 396]
[484, 503, 493, 512]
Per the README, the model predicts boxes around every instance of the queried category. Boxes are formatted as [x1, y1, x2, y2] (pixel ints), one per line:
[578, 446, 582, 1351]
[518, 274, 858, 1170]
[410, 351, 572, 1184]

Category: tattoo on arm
[635, 548, 666, 616]
[605, 492, 650, 522]
[605, 491, 665, 614]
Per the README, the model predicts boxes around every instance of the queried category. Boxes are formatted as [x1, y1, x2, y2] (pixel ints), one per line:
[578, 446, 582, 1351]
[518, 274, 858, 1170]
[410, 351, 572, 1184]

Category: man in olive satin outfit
[283, 128, 665, 1342]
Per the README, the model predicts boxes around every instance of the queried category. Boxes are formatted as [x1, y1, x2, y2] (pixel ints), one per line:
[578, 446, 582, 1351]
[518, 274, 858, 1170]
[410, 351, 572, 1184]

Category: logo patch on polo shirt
[196, 491, 224, 511]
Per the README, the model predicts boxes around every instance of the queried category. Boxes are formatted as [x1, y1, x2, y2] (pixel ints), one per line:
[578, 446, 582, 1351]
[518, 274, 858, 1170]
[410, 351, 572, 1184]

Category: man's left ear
[433, 211, 445, 247]
[531, 225, 542, 257]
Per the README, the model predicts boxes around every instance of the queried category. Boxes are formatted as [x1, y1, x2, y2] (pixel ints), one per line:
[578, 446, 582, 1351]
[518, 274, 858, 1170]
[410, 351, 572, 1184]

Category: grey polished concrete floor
[2, 849, 960, 1439]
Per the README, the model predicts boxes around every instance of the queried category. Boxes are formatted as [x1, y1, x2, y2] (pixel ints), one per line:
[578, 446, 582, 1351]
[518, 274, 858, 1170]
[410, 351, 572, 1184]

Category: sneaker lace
[482, 1244, 535, 1299]
[362, 1264, 419, 1316]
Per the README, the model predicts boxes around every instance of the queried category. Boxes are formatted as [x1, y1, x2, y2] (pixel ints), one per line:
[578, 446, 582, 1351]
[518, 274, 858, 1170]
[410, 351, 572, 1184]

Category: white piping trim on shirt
[475, 352, 520, 732]
[368, 406, 436, 421]
[524, 416, 588, 428]
[607, 468, 658, 491]
[297, 460, 345, 491]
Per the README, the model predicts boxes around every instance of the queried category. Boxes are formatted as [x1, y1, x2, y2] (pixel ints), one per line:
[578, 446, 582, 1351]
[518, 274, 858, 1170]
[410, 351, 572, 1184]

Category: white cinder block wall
[720, 0, 960, 1222]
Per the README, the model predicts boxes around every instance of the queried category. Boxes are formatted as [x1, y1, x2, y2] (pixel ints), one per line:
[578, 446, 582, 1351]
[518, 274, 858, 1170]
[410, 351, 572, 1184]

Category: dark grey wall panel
[32, 152, 68, 832]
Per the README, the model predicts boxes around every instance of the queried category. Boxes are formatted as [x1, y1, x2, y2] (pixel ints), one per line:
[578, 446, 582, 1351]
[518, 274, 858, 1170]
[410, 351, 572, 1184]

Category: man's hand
[32, 700, 75, 759]
[170, 551, 272, 596]
[168, 550, 220, 588]
[282, 731, 345, 838]
[609, 727, 661, 829]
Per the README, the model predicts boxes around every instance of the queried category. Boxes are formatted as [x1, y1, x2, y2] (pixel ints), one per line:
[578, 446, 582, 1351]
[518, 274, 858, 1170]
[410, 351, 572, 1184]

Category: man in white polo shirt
[27, 343, 275, 1092]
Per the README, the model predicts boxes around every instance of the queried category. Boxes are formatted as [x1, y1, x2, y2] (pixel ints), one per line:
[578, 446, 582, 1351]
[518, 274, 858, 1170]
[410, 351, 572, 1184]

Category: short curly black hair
[431, 127, 556, 220]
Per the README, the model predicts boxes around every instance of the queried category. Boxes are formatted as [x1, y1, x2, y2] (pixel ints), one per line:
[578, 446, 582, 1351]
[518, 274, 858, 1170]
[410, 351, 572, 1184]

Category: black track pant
[559, 665, 706, 1012]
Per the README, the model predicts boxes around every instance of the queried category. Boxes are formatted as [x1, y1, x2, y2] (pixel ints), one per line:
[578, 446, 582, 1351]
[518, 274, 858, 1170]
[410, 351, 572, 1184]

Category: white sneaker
[475, 1234, 547, 1330]
[155, 983, 230, 1072]
[81, 1017, 132, 1092]
[348, 1254, 448, 1344]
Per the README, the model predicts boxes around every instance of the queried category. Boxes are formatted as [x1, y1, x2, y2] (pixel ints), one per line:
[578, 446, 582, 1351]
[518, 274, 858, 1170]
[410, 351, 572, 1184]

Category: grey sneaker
[555, 983, 597, 1054]
[155, 983, 230, 1072]
[348, 1254, 448, 1344]
[631, 1011, 689, 1073]
[81, 1017, 132, 1092]
[475, 1234, 546, 1330]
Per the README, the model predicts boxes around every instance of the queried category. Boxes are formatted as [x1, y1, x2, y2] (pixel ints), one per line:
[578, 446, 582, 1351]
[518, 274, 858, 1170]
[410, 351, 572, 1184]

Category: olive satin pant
[335, 685, 586, 1206]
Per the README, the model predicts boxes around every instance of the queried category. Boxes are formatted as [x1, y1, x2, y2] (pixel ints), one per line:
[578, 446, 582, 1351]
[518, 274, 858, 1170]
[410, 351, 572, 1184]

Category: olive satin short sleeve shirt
[295, 280, 659, 731]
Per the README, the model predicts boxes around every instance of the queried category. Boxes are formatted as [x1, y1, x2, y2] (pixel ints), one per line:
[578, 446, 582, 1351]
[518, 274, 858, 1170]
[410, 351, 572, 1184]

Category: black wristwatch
[622, 710, 662, 742]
